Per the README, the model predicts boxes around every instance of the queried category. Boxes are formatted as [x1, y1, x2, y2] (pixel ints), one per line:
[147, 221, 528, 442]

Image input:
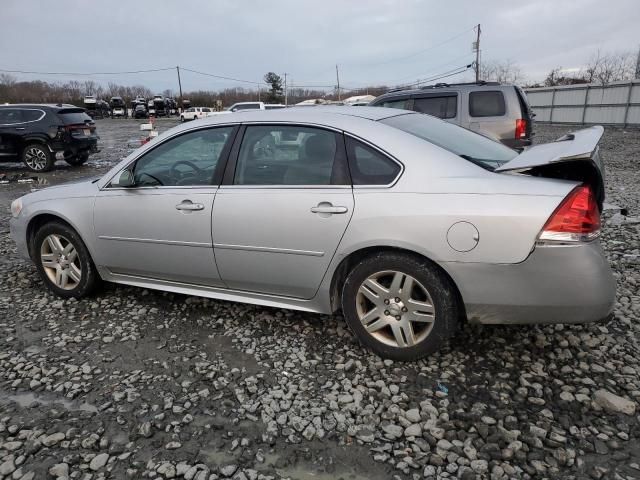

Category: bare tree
[480, 59, 524, 84]
[585, 50, 635, 85]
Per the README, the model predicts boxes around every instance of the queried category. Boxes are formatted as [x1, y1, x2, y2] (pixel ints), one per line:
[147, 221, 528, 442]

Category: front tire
[22, 143, 54, 172]
[341, 252, 459, 361]
[180, 116, 185, 122]
[33, 222, 101, 298]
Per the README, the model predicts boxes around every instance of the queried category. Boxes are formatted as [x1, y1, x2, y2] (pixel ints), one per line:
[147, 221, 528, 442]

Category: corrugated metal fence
[525, 80, 640, 126]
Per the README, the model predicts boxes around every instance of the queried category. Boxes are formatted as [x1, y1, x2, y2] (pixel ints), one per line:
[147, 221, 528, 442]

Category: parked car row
[9, 106, 613, 360]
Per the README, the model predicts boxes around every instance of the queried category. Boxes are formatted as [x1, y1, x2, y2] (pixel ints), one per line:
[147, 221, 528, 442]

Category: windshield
[381, 113, 518, 169]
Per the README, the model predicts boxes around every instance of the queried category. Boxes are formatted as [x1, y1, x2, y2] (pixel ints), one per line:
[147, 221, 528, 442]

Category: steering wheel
[137, 172, 164, 186]
[170, 160, 203, 178]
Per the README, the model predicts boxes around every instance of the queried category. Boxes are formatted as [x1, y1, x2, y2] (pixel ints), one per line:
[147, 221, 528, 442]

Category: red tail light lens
[515, 119, 527, 139]
[538, 185, 601, 242]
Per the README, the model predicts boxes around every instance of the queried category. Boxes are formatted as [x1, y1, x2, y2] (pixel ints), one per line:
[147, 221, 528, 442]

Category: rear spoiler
[495, 126, 605, 210]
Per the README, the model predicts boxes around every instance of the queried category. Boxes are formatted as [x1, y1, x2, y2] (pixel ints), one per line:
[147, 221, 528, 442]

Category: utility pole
[176, 66, 183, 111]
[474, 24, 481, 82]
[635, 45, 640, 79]
[284, 73, 288, 106]
[336, 64, 341, 101]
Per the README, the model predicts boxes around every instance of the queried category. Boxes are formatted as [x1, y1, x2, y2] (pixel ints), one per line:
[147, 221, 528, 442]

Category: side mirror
[112, 169, 135, 188]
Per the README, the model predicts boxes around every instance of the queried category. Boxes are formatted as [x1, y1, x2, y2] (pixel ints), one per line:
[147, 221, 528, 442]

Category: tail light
[538, 185, 600, 242]
[515, 119, 527, 139]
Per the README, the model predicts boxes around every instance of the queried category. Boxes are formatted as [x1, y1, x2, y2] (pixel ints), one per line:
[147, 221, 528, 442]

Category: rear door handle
[14, 127, 25, 131]
[311, 204, 348, 214]
[176, 201, 204, 211]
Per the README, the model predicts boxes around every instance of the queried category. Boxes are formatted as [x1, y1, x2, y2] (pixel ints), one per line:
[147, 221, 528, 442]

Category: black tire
[22, 143, 54, 172]
[65, 152, 89, 167]
[33, 221, 101, 299]
[341, 252, 459, 361]
[180, 115, 185, 122]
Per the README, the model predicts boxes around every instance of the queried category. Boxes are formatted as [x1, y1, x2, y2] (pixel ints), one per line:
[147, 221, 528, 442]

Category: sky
[1, 0, 639, 94]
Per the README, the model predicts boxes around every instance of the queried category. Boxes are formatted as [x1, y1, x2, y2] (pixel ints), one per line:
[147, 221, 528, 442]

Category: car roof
[202, 106, 408, 123]
[376, 82, 515, 99]
[0, 103, 81, 111]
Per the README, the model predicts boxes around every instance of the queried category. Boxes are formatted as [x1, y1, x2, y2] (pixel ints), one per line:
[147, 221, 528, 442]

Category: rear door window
[413, 95, 457, 119]
[346, 137, 401, 185]
[21, 109, 45, 122]
[234, 125, 347, 185]
[377, 97, 411, 110]
[469, 91, 506, 117]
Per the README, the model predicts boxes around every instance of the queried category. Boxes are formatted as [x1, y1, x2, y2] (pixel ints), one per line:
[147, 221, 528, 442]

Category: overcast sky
[2, 0, 639, 94]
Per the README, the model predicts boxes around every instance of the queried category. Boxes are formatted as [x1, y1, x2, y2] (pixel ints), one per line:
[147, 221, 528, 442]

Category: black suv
[0, 104, 99, 172]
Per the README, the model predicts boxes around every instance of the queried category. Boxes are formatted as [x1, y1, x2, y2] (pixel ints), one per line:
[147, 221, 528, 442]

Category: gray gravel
[0, 119, 639, 479]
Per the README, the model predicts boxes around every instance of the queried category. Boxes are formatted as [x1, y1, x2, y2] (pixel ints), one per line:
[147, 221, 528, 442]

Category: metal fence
[525, 80, 640, 126]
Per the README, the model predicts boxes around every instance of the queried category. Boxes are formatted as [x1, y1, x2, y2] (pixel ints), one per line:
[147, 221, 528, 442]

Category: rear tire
[22, 143, 54, 172]
[341, 252, 458, 361]
[180, 116, 185, 122]
[33, 221, 101, 299]
[65, 152, 89, 167]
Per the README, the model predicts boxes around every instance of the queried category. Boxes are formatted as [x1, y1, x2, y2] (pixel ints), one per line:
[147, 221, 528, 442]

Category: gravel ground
[0, 119, 639, 480]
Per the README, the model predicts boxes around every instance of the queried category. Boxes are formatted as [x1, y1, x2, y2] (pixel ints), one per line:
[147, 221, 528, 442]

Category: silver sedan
[9, 107, 615, 360]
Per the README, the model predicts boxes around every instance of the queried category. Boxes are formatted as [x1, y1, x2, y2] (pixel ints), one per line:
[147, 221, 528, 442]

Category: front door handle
[14, 127, 26, 131]
[311, 203, 348, 214]
[176, 201, 204, 211]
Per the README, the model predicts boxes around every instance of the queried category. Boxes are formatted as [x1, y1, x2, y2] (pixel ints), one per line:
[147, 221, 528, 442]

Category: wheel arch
[26, 213, 90, 260]
[329, 245, 466, 321]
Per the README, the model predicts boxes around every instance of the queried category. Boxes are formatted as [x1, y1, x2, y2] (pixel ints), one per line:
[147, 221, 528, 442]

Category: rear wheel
[65, 152, 89, 166]
[33, 222, 101, 298]
[180, 115, 185, 122]
[22, 143, 54, 172]
[341, 252, 458, 361]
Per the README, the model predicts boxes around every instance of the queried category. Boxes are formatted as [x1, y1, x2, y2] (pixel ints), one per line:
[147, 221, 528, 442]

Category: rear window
[57, 109, 92, 125]
[346, 137, 401, 185]
[469, 91, 506, 117]
[413, 95, 457, 119]
[381, 113, 517, 169]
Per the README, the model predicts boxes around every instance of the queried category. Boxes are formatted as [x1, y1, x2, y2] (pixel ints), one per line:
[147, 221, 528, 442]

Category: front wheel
[180, 116, 185, 122]
[341, 252, 459, 361]
[33, 222, 101, 298]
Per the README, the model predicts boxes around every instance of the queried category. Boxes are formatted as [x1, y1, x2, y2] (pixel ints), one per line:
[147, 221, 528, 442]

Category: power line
[394, 63, 474, 90]
[180, 67, 266, 85]
[353, 25, 476, 68]
[0, 67, 174, 76]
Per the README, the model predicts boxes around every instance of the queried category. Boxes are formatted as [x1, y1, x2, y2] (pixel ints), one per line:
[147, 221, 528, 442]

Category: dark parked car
[369, 82, 534, 149]
[0, 104, 98, 172]
[133, 104, 148, 119]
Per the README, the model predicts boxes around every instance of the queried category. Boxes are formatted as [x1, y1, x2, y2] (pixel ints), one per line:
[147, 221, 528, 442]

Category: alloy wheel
[355, 270, 435, 348]
[24, 147, 49, 171]
[40, 234, 82, 290]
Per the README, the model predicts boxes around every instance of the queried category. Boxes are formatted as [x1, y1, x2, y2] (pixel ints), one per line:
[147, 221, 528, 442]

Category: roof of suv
[0, 103, 83, 111]
[376, 81, 515, 98]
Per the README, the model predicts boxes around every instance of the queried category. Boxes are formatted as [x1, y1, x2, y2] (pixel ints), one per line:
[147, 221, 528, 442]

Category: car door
[212, 124, 354, 299]
[0, 108, 24, 159]
[93, 125, 237, 286]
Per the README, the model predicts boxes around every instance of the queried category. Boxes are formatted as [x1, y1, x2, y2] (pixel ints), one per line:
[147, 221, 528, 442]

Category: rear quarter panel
[342, 188, 565, 264]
